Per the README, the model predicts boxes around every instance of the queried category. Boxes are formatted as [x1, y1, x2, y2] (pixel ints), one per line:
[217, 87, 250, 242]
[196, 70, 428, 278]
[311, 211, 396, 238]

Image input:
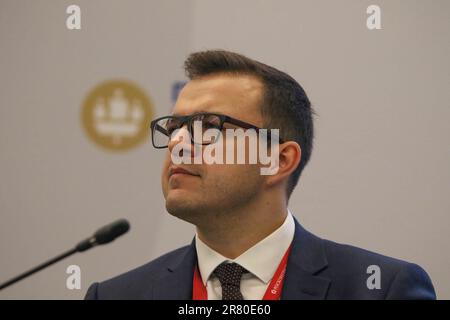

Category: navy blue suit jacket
[85, 219, 436, 299]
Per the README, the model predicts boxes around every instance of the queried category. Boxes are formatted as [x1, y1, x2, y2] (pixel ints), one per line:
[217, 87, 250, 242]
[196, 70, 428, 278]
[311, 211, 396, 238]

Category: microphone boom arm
[0, 219, 130, 291]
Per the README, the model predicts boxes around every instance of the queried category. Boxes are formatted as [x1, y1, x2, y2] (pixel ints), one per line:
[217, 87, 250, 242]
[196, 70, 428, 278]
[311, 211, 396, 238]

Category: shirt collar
[195, 210, 295, 285]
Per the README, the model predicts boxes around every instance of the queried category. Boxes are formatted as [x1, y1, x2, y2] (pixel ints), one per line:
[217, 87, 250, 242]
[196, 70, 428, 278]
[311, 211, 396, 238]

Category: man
[85, 50, 435, 300]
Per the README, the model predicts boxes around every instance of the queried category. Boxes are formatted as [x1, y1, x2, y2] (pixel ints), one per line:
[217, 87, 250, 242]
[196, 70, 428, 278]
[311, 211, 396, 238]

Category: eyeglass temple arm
[224, 116, 284, 143]
[223, 116, 260, 130]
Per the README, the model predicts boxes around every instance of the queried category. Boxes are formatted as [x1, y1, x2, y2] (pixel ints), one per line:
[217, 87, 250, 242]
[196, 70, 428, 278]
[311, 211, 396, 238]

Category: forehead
[172, 74, 263, 124]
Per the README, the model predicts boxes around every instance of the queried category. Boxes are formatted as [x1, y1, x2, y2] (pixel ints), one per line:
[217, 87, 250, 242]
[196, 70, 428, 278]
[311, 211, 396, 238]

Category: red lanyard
[192, 244, 292, 300]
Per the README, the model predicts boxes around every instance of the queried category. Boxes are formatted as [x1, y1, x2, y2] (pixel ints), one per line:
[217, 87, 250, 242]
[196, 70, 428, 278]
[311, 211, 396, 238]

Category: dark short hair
[184, 50, 314, 199]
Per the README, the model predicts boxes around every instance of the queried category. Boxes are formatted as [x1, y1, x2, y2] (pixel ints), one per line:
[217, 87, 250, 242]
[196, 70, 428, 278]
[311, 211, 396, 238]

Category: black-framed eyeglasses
[150, 112, 283, 149]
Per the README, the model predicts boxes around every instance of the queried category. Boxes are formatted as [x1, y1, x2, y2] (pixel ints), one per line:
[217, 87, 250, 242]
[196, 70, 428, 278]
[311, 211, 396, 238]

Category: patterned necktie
[213, 262, 247, 300]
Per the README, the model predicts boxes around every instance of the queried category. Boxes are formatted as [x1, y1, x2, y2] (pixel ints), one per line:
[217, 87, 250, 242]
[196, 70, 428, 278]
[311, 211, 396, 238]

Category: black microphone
[0, 219, 130, 291]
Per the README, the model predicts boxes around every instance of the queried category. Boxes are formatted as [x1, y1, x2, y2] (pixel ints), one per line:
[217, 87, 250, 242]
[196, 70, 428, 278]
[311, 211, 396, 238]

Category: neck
[196, 195, 288, 259]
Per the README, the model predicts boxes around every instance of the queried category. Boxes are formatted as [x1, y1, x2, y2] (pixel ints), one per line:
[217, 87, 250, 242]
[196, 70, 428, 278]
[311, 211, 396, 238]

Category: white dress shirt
[195, 210, 295, 300]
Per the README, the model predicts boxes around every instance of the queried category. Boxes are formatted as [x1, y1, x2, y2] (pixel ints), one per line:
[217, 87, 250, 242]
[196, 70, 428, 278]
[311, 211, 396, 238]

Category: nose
[167, 125, 195, 158]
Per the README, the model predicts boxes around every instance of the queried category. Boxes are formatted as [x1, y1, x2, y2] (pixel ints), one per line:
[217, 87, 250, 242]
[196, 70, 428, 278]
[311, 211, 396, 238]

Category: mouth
[168, 166, 200, 178]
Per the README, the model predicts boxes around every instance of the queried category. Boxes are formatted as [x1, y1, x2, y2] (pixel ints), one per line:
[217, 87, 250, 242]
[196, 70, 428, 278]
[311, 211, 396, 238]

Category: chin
[165, 192, 206, 225]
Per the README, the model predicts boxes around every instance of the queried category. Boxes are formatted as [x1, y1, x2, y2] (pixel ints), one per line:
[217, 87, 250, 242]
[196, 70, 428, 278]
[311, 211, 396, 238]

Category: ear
[264, 141, 301, 188]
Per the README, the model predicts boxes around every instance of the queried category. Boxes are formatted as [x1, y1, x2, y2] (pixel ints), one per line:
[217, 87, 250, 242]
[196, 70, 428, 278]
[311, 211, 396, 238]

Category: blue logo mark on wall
[171, 81, 187, 104]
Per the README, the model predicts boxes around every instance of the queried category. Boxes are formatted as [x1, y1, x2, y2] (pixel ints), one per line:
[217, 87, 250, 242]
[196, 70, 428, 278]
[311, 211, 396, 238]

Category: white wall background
[0, 0, 449, 299]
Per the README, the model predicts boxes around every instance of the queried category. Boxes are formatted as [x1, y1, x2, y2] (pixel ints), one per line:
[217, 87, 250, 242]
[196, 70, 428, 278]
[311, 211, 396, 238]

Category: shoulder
[85, 245, 191, 300]
[323, 238, 411, 273]
[319, 238, 436, 299]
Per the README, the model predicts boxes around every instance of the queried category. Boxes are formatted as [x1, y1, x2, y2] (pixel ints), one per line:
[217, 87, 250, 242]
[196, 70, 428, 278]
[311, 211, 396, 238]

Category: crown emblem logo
[82, 80, 154, 151]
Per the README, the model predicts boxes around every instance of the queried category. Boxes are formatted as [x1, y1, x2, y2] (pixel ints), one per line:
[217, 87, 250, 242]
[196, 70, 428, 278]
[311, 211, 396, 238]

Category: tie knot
[213, 262, 247, 287]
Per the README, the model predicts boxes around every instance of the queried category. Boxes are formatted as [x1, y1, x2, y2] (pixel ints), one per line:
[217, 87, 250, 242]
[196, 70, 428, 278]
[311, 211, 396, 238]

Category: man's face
[161, 74, 266, 225]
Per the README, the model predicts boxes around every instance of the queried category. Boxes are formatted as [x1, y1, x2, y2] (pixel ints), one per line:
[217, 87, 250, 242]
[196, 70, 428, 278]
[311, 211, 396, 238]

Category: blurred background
[0, 0, 449, 299]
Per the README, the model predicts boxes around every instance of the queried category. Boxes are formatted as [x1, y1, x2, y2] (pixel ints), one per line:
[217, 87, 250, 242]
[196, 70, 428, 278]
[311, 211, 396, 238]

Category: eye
[202, 121, 220, 129]
[201, 115, 221, 129]
[165, 119, 181, 135]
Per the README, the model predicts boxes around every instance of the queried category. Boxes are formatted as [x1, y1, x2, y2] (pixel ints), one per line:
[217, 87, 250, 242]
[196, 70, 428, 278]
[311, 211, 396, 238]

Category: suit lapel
[281, 219, 331, 300]
[151, 240, 197, 300]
